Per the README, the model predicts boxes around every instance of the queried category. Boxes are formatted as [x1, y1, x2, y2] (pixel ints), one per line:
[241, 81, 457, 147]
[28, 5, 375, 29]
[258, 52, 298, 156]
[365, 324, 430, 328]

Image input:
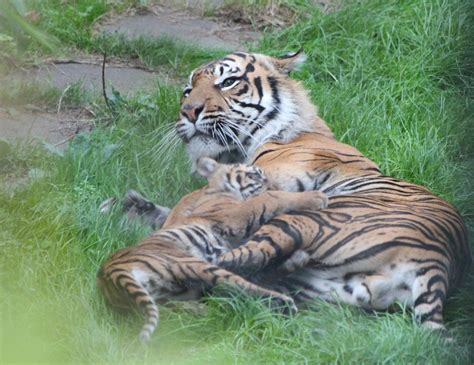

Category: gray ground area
[101, 8, 260, 51]
[0, 107, 92, 146]
[28, 61, 159, 94]
[0, 107, 92, 193]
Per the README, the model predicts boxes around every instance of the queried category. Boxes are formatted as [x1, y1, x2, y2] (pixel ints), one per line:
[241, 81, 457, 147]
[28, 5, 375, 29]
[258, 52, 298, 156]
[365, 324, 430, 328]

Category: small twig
[46, 58, 153, 72]
[57, 84, 71, 114]
[54, 134, 76, 147]
[102, 52, 111, 111]
[82, 105, 96, 117]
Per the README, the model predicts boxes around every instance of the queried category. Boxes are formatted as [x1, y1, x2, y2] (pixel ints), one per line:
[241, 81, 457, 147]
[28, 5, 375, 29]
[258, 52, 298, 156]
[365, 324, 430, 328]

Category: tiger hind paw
[99, 190, 170, 229]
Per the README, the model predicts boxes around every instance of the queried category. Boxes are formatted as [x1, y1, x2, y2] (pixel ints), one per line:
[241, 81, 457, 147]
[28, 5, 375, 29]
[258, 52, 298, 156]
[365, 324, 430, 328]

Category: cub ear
[273, 48, 306, 74]
[196, 157, 218, 178]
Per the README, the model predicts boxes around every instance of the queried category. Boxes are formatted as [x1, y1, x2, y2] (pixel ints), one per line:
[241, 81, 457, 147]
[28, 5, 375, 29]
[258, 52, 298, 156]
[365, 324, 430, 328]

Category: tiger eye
[221, 78, 237, 88]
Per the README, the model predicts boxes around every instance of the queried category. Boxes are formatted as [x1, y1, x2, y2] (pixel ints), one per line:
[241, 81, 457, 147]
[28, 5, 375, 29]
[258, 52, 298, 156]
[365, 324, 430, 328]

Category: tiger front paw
[300, 191, 329, 210]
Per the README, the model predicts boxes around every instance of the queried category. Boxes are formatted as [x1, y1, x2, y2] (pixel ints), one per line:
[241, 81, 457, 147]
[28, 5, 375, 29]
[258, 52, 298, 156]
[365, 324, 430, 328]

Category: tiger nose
[181, 103, 204, 123]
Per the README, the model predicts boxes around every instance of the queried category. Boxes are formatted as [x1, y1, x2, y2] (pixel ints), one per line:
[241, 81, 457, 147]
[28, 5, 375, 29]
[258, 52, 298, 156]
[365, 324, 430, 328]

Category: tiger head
[176, 50, 333, 170]
[196, 157, 268, 200]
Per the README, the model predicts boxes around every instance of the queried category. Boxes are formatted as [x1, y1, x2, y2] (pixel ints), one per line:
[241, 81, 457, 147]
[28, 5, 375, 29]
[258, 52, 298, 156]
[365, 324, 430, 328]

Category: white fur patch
[131, 269, 149, 286]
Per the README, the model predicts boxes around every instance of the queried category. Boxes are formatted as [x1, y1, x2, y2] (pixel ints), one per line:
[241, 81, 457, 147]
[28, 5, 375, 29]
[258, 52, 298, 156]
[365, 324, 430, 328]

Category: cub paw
[301, 191, 329, 210]
[99, 191, 170, 229]
[124, 190, 170, 229]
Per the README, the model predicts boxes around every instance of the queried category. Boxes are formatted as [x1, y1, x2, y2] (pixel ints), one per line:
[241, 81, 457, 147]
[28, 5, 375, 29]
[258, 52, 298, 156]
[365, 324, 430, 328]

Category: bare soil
[0, 107, 92, 146]
[0, 107, 92, 193]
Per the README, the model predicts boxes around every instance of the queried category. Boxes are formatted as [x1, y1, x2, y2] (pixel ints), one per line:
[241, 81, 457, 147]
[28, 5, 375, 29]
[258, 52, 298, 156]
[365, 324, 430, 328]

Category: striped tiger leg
[411, 270, 448, 329]
[171, 260, 297, 311]
[218, 191, 327, 241]
[217, 214, 317, 274]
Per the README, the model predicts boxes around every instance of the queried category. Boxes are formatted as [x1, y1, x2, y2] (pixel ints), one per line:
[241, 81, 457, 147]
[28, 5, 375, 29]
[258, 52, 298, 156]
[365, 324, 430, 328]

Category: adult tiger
[129, 50, 470, 329]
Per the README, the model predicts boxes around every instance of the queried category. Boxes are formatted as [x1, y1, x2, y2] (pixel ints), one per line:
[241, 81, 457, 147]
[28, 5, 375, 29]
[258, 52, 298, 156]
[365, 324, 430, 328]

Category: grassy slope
[2, 0, 473, 364]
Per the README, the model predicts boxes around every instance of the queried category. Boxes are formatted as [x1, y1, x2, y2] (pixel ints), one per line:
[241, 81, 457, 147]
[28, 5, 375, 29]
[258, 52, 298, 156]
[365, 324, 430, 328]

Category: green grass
[32, 0, 108, 50]
[92, 33, 227, 80]
[1, 0, 474, 364]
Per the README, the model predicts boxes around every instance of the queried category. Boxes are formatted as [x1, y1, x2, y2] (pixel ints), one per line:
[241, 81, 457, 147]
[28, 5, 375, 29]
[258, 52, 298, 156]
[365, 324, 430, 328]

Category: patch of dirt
[214, 2, 299, 30]
[99, 6, 261, 51]
[0, 107, 92, 147]
[0, 106, 93, 193]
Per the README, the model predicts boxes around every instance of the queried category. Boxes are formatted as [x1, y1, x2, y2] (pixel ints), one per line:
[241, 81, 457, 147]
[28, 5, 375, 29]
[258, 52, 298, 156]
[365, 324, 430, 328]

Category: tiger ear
[196, 157, 218, 178]
[273, 48, 306, 74]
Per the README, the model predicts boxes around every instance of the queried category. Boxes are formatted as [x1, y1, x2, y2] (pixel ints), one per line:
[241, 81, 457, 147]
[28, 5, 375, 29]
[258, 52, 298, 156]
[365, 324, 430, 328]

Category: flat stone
[101, 9, 260, 51]
[28, 62, 159, 94]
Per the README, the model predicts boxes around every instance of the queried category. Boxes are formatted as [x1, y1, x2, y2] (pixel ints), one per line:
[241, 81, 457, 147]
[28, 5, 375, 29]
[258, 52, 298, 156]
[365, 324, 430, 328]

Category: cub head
[196, 157, 268, 200]
[176, 50, 332, 170]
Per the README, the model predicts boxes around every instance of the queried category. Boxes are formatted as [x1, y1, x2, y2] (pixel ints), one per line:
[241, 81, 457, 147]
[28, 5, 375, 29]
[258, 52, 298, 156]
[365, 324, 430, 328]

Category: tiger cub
[97, 158, 327, 342]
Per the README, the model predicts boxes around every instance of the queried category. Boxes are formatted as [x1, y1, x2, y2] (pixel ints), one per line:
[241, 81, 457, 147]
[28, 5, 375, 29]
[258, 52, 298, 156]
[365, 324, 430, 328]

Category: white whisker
[221, 124, 247, 159]
[225, 119, 260, 146]
[215, 125, 231, 153]
[150, 128, 181, 160]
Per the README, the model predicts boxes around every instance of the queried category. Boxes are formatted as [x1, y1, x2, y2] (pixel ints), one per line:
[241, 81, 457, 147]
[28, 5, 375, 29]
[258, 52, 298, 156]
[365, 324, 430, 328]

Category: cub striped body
[98, 159, 327, 341]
